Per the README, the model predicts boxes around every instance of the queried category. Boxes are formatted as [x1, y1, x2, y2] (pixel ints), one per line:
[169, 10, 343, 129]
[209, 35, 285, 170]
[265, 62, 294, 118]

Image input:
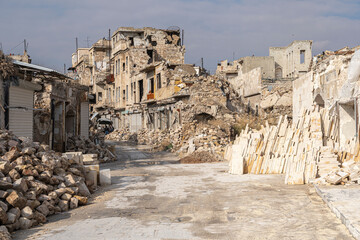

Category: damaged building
[216, 40, 313, 119]
[72, 27, 208, 133]
[0, 51, 90, 152]
[293, 46, 360, 150]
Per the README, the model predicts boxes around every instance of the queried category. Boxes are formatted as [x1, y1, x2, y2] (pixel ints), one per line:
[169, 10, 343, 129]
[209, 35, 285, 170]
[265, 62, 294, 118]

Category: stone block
[326, 174, 342, 185]
[13, 178, 28, 193]
[100, 169, 111, 186]
[85, 170, 97, 187]
[69, 197, 78, 209]
[21, 206, 34, 219]
[77, 182, 91, 197]
[73, 195, 87, 205]
[0, 190, 8, 199]
[6, 212, 17, 224]
[6, 191, 26, 209]
[33, 211, 46, 224]
[58, 200, 68, 212]
[61, 193, 72, 201]
[0, 201, 8, 212]
[64, 174, 76, 187]
[19, 217, 32, 230]
[36, 204, 49, 216]
[0, 207, 7, 224]
[8, 207, 20, 219]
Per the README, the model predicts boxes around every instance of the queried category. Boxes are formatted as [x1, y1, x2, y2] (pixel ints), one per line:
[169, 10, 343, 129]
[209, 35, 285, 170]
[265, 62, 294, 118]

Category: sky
[0, 0, 359, 73]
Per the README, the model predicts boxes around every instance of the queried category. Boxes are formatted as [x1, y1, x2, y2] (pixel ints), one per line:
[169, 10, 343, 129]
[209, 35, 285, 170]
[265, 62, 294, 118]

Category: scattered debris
[0, 130, 94, 234]
[66, 136, 116, 163]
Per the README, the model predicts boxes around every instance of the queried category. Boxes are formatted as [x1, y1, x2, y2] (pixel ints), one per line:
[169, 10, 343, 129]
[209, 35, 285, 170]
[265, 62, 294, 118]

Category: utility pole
[201, 58, 204, 69]
[182, 29, 184, 46]
[0, 43, 2, 52]
[108, 29, 111, 74]
[76, 37, 78, 51]
[24, 39, 27, 52]
[64, 64, 66, 74]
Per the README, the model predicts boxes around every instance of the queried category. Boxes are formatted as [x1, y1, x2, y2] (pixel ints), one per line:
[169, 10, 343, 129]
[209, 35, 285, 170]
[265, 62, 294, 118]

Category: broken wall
[293, 71, 313, 123]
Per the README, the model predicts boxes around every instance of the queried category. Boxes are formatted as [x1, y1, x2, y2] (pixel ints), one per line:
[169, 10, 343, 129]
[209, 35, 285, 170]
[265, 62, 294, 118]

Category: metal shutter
[130, 113, 142, 132]
[80, 102, 89, 138]
[9, 86, 34, 140]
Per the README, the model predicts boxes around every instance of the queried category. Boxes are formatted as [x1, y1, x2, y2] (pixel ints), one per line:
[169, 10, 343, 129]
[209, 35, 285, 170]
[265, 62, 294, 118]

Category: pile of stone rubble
[67, 136, 116, 163]
[225, 106, 360, 185]
[106, 76, 240, 161]
[105, 128, 138, 142]
[0, 130, 93, 238]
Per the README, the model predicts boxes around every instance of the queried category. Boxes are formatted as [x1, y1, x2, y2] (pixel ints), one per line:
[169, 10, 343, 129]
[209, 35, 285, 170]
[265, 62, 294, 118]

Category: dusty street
[13, 142, 352, 240]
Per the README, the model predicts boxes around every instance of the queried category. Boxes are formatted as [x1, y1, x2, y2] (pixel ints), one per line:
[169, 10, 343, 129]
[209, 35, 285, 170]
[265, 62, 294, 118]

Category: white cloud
[1, 0, 359, 73]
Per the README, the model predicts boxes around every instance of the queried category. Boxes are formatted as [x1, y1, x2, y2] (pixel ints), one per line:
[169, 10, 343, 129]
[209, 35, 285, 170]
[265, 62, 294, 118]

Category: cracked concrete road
[13, 142, 353, 240]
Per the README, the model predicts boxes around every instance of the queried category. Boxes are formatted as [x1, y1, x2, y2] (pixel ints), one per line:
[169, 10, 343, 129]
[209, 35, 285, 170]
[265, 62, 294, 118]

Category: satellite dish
[167, 26, 180, 31]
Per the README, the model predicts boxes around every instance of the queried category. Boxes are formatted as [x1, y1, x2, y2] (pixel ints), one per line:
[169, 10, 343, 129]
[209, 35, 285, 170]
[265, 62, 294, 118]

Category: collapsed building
[226, 45, 360, 186]
[216, 40, 312, 120]
[72, 27, 209, 135]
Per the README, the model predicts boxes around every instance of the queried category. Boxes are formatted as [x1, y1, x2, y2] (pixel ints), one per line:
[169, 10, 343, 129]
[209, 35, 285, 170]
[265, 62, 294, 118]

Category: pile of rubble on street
[226, 105, 360, 185]
[67, 136, 116, 163]
[0, 130, 99, 238]
[106, 75, 240, 162]
[259, 81, 293, 124]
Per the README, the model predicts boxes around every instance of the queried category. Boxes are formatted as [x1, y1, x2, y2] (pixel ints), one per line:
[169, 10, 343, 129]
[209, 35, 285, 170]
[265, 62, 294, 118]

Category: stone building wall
[269, 40, 312, 79]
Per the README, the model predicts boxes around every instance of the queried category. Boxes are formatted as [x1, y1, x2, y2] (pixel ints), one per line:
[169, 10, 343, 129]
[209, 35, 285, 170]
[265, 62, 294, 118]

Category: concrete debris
[66, 136, 116, 163]
[0, 129, 96, 235]
[106, 76, 238, 161]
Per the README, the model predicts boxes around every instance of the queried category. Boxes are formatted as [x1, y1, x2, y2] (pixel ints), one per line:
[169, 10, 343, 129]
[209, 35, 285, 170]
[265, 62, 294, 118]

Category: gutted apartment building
[269, 40, 313, 79]
[72, 27, 198, 132]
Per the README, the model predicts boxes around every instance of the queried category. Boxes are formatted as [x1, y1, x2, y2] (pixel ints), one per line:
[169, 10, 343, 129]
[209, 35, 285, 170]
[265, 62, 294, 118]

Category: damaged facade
[72, 27, 207, 134]
[216, 40, 313, 120]
[226, 45, 360, 187]
[293, 46, 360, 150]
[0, 51, 90, 152]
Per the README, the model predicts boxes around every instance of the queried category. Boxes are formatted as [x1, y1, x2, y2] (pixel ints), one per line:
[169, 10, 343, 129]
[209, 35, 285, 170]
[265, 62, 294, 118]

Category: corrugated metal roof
[13, 60, 56, 72]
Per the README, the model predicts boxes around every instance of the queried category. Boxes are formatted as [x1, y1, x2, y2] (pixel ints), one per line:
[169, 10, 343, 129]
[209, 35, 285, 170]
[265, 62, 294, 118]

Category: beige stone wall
[270, 40, 312, 78]
[239, 56, 275, 79]
[292, 71, 314, 123]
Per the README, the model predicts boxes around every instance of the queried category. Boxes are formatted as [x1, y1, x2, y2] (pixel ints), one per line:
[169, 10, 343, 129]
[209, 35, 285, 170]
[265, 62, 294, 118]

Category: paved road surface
[13, 142, 353, 239]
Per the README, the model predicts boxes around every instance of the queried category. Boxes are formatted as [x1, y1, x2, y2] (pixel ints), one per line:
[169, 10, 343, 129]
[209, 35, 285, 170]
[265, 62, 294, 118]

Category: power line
[8, 40, 25, 52]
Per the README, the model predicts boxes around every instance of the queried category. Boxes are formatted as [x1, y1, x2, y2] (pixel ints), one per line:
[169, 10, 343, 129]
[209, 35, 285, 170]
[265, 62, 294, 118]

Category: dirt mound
[180, 151, 220, 164]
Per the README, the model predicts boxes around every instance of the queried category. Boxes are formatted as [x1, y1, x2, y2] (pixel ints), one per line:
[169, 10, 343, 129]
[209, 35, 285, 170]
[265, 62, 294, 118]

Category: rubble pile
[105, 128, 138, 142]
[225, 105, 360, 185]
[260, 81, 293, 121]
[106, 75, 241, 161]
[66, 136, 116, 163]
[0, 130, 92, 237]
[171, 76, 237, 159]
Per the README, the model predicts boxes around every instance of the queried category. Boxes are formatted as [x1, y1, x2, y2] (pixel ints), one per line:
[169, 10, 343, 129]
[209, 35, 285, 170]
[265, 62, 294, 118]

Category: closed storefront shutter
[80, 102, 89, 138]
[9, 86, 34, 140]
[130, 113, 142, 132]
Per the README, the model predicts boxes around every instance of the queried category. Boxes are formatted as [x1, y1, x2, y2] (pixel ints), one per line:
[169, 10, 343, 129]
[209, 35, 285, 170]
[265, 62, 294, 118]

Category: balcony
[106, 74, 114, 84]
[147, 92, 154, 100]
